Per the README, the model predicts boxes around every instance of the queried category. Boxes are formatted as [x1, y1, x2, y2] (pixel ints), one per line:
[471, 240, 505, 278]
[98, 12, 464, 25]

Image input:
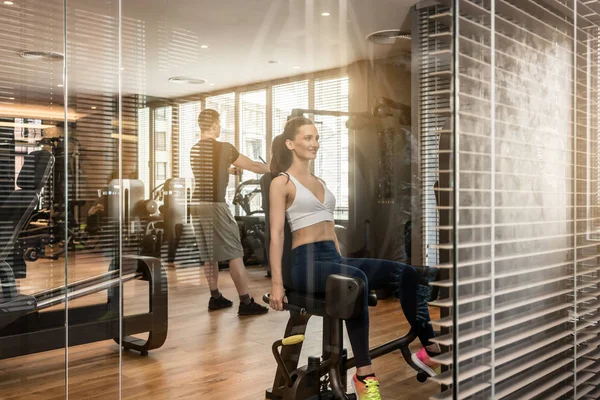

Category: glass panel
[0, 0, 67, 397]
[65, 0, 121, 397]
[121, 1, 171, 397]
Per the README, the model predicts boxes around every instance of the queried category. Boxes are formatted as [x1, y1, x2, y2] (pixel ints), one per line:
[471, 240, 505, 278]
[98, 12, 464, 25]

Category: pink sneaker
[411, 348, 439, 377]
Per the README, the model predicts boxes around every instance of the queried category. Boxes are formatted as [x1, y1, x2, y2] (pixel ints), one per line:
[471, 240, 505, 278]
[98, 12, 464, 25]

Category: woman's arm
[268, 176, 289, 311]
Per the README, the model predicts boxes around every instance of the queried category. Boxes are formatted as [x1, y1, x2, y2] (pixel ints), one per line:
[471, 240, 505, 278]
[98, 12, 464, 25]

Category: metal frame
[0, 255, 168, 359]
[265, 307, 420, 399]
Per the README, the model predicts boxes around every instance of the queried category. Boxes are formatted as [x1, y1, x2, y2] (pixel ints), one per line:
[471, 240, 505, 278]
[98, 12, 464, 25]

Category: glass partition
[0, 0, 448, 399]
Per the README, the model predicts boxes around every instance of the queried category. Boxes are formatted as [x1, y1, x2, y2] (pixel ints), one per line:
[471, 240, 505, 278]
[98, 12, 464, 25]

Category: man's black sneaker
[238, 298, 269, 316]
[208, 294, 233, 311]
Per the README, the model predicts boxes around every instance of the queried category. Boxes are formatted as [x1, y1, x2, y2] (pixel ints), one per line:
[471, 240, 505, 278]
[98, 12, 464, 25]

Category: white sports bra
[280, 173, 336, 232]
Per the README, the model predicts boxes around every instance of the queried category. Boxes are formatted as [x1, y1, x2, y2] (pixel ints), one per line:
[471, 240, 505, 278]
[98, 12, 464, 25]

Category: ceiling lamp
[367, 30, 411, 45]
[168, 76, 206, 85]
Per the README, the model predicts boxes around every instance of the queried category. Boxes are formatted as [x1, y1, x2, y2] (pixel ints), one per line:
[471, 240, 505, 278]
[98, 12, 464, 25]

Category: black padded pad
[287, 291, 328, 316]
[0, 151, 54, 262]
[286, 290, 377, 317]
[16, 151, 53, 191]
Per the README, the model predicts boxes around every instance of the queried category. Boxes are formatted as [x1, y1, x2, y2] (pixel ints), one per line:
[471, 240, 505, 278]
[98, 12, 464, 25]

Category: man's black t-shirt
[190, 138, 239, 203]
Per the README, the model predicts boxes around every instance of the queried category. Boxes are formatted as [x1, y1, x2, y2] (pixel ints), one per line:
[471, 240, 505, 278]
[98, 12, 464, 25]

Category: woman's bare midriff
[291, 221, 336, 250]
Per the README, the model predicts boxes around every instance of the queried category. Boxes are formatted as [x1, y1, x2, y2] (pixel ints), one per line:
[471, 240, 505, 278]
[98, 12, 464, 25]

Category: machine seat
[285, 290, 378, 317]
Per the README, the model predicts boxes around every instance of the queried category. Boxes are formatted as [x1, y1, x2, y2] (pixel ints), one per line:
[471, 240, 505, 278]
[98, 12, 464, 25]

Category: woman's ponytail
[270, 117, 314, 176]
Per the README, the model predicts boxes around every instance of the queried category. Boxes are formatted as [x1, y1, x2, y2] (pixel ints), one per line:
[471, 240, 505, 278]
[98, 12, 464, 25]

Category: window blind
[272, 80, 309, 137]
[138, 107, 150, 198]
[205, 93, 236, 205]
[153, 106, 172, 189]
[239, 89, 267, 185]
[178, 101, 201, 180]
[314, 77, 349, 220]
[417, 1, 600, 398]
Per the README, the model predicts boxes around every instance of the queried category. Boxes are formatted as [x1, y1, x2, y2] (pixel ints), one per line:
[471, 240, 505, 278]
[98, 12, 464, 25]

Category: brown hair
[270, 117, 315, 176]
[198, 108, 219, 132]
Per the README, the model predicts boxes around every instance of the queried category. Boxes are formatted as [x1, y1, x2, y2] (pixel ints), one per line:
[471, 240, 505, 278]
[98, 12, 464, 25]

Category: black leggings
[290, 241, 435, 368]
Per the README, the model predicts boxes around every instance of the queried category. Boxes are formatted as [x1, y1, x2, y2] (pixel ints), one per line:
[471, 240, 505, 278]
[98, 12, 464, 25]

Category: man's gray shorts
[190, 202, 244, 263]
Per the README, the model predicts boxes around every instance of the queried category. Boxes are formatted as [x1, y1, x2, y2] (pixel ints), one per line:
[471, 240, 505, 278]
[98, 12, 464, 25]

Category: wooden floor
[0, 254, 440, 400]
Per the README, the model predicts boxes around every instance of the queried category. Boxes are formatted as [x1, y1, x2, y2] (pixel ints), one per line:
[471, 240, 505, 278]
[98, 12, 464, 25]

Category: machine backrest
[0, 150, 54, 261]
[107, 179, 146, 223]
[260, 174, 294, 289]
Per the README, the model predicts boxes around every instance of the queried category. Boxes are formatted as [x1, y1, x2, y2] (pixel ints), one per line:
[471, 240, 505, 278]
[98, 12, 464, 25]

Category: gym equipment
[0, 153, 168, 359]
[163, 178, 196, 264]
[162, 177, 267, 267]
[107, 179, 165, 258]
[260, 174, 429, 400]
[17, 136, 88, 263]
[232, 178, 266, 265]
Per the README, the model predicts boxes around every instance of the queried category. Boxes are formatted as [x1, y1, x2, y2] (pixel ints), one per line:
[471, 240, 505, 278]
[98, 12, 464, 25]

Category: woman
[268, 117, 440, 400]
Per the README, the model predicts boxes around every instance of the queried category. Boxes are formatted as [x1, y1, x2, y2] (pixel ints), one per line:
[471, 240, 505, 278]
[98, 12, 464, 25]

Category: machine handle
[262, 293, 306, 315]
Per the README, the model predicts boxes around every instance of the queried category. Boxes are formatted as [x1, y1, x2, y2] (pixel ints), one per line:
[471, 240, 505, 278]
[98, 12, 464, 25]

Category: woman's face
[288, 124, 319, 160]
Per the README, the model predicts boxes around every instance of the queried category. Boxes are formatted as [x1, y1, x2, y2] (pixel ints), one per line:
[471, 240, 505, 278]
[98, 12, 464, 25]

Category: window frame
[145, 67, 349, 218]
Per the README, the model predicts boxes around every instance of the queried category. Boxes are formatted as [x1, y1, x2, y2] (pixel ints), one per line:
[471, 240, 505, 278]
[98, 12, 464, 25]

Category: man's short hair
[198, 109, 220, 132]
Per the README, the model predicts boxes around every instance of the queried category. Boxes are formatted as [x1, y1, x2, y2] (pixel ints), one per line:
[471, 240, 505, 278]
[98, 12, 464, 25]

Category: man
[190, 108, 270, 315]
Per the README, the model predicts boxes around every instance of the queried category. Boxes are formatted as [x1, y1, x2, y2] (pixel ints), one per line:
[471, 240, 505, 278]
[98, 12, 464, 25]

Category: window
[206, 93, 236, 206]
[153, 106, 172, 189]
[155, 131, 167, 151]
[272, 80, 309, 137]
[314, 77, 349, 220]
[138, 107, 150, 198]
[173, 79, 348, 219]
[156, 162, 167, 181]
[178, 101, 201, 179]
[239, 90, 267, 184]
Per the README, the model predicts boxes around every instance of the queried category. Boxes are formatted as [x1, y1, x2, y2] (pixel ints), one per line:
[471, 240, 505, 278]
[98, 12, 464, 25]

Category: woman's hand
[269, 283, 287, 311]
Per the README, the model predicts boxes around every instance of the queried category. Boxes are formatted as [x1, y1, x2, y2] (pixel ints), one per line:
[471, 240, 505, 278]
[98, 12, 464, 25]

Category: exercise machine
[232, 178, 266, 265]
[0, 152, 168, 359]
[260, 174, 429, 400]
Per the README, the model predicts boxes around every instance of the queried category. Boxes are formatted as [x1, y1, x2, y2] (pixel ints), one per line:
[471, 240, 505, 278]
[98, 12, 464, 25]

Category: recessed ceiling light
[57, 84, 64, 87]
[367, 29, 411, 45]
[321, 12, 330, 16]
[8, 97, 15, 100]
[4, 1, 14, 5]
[20, 51, 64, 61]
[91, 106, 97, 110]
[168, 76, 206, 85]
[200, 45, 209, 49]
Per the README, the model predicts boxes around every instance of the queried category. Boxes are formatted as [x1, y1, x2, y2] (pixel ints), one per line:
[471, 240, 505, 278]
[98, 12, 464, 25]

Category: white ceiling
[0, 0, 416, 103]
[121, 0, 415, 98]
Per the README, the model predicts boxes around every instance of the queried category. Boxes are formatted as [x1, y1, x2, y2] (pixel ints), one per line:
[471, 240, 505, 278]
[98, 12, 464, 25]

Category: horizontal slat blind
[422, 0, 600, 398]
[313, 76, 349, 220]
[205, 93, 236, 206]
[272, 80, 309, 137]
[178, 101, 201, 180]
